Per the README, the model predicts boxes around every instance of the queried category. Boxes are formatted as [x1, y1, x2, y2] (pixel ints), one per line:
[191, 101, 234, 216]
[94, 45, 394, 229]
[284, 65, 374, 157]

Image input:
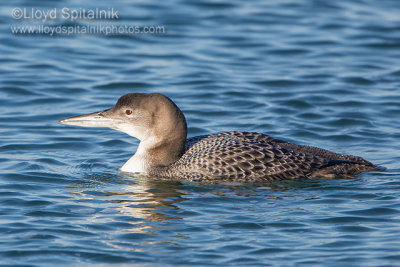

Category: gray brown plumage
[60, 93, 381, 182]
[151, 131, 380, 182]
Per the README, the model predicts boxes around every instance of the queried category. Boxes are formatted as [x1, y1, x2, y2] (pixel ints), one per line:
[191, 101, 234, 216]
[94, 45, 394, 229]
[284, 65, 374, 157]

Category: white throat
[119, 138, 155, 173]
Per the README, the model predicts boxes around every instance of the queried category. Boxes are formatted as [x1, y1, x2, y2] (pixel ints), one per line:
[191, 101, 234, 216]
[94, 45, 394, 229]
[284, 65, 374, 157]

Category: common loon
[59, 93, 380, 182]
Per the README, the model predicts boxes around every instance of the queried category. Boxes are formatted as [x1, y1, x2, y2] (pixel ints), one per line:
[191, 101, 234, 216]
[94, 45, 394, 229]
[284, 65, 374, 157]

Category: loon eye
[125, 109, 133, 115]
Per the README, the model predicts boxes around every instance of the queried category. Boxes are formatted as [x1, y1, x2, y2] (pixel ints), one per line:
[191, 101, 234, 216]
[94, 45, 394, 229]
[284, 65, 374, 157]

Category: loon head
[59, 93, 188, 171]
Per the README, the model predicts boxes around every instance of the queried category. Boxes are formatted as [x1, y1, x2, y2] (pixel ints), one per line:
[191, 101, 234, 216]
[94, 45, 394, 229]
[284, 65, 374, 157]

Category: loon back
[59, 93, 381, 182]
[148, 132, 380, 182]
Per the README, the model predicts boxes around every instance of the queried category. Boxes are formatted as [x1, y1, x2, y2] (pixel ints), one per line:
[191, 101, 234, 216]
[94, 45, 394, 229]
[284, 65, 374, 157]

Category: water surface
[1, 0, 400, 266]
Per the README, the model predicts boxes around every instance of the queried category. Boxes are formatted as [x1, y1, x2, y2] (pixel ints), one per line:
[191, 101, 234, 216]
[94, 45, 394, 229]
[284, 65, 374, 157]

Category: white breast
[120, 154, 148, 173]
[119, 138, 156, 173]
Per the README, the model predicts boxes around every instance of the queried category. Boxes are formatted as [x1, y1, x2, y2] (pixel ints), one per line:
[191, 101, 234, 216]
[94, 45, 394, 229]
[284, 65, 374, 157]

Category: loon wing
[172, 132, 379, 181]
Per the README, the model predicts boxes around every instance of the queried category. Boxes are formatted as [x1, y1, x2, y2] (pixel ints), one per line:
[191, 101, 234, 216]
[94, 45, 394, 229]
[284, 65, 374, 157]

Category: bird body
[148, 131, 378, 182]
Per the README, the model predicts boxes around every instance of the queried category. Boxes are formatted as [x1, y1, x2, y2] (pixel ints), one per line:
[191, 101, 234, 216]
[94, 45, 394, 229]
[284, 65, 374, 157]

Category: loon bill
[59, 93, 381, 182]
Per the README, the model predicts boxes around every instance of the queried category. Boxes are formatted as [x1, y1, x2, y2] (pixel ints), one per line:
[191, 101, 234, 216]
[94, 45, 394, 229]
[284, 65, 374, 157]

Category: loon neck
[145, 132, 187, 167]
[121, 133, 187, 173]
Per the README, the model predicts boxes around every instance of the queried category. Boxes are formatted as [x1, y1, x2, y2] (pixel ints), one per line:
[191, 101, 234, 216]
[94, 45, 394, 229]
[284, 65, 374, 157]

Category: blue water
[1, 0, 400, 266]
